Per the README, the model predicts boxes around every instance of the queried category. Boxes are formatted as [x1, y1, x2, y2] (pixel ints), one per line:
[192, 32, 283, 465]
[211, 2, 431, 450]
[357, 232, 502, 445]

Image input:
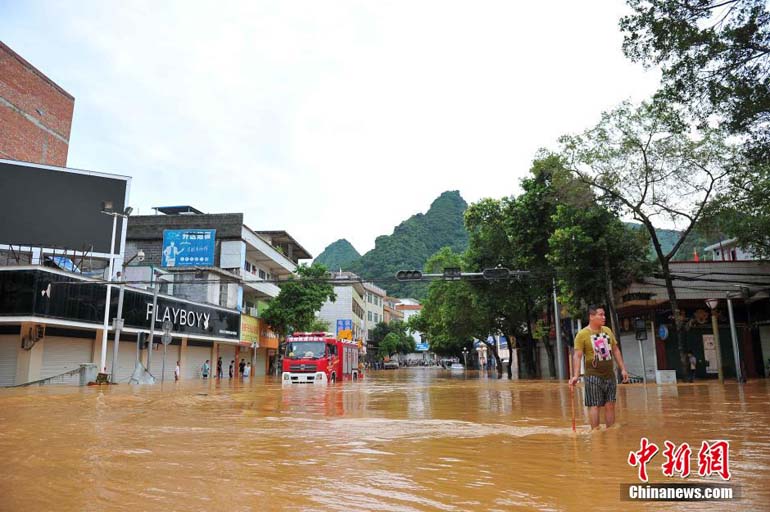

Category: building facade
[0, 42, 74, 167]
[124, 207, 311, 376]
[316, 272, 367, 346]
[614, 260, 770, 381]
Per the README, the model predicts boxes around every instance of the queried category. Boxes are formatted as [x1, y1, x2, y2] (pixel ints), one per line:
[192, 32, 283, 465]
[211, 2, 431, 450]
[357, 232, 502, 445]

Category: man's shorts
[584, 375, 617, 407]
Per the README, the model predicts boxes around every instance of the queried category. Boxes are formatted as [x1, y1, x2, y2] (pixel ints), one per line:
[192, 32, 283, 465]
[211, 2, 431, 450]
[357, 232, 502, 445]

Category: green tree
[376, 326, 415, 359]
[549, 203, 653, 318]
[701, 164, 770, 258]
[464, 197, 532, 378]
[560, 101, 739, 375]
[621, 0, 769, 167]
[411, 247, 481, 358]
[261, 263, 336, 337]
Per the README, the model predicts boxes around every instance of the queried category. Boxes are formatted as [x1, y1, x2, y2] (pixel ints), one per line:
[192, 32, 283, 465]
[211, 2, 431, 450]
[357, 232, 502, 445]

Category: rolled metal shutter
[41, 337, 93, 384]
[106, 340, 140, 383]
[0, 336, 19, 386]
[218, 344, 237, 379]
[149, 342, 178, 382]
[185, 345, 211, 380]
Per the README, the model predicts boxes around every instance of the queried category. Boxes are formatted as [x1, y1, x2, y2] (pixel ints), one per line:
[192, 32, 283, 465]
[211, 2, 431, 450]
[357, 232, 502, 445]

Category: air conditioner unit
[248, 307, 259, 317]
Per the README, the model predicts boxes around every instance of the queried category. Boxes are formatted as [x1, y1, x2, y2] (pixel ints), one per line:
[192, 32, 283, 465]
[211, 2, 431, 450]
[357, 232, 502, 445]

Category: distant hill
[317, 191, 469, 298]
[314, 239, 361, 271]
[627, 224, 718, 261]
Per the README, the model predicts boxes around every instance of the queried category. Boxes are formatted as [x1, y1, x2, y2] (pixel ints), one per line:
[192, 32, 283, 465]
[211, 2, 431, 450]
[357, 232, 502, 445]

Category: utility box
[655, 370, 677, 385]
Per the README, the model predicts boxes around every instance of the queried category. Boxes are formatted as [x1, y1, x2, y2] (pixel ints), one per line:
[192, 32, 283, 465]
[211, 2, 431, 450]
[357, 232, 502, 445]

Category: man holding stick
[569, 305, 629, 429]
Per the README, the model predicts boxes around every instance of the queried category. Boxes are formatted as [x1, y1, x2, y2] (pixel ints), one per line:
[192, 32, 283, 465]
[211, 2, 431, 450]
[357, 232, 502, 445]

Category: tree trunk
[543, 336, 556, 379]
[502, 331, 514, 380]
[660, 259, 688, 376]
[543, 297, 556, 378]
[523, 301, 537, 378]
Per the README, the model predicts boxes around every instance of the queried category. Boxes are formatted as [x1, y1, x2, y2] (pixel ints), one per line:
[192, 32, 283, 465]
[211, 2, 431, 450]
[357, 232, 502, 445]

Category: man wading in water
[569, 305, 629, 429]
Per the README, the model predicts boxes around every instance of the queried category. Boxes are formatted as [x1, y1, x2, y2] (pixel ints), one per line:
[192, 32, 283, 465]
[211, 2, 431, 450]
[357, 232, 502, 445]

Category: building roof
[152, 205, 205, 215]
[254, 230, 312, 260]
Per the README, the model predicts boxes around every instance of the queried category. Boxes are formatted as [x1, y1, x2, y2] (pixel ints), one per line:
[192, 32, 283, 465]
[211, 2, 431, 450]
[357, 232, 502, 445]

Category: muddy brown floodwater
[1, 369, 769, 511]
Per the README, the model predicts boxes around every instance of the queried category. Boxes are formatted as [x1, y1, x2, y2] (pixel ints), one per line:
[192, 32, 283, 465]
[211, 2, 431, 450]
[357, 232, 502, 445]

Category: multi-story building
[124, 207, 311, 376]
[363, 282, 386, 335]
[397, 299, 428, 350]
[316, 271, 367, 346]
[383, 296, 404, 324]
[0, 42, 74, 167]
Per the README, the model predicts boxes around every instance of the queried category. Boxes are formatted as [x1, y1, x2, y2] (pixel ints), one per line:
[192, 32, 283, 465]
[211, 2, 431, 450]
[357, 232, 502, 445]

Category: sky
[1, 0, 660, 258]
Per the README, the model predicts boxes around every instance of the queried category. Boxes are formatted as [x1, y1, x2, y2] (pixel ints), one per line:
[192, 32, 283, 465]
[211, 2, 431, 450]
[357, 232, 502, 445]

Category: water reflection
[0, 369, 768, 511]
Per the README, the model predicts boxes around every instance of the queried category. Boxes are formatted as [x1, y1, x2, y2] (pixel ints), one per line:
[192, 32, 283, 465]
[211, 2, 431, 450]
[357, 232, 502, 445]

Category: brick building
[0, 41, 74, 166]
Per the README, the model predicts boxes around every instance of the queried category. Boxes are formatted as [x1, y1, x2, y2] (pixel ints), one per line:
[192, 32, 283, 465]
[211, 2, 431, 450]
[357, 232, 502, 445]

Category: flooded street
[1, 370, 769, 511]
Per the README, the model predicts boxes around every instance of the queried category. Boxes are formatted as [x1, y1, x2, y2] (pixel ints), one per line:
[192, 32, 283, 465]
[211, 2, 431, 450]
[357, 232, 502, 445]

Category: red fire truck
[281, 332, 362, 384]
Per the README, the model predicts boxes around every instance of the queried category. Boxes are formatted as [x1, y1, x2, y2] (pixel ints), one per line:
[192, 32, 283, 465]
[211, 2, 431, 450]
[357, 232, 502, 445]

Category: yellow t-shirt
[574, 326, 617, 379]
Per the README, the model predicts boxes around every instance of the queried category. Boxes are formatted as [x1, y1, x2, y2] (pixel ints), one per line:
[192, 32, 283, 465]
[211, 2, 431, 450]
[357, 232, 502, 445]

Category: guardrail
[5, 363, 98, 388]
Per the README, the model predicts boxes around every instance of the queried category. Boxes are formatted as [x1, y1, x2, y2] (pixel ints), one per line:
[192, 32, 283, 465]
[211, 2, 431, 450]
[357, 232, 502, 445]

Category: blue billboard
[336, 319, 353, 340]
[162, 229, 216, 267]
[415, 342, 429, 352]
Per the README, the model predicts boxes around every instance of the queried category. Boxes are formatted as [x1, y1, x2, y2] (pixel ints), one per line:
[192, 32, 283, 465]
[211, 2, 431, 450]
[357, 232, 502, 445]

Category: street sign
[162, 320, 173, 333]
[161, 332, 172, 346]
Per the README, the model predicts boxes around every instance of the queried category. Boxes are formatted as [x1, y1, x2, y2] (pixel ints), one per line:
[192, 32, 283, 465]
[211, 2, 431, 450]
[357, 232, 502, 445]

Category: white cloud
[1, 0, 660, 257]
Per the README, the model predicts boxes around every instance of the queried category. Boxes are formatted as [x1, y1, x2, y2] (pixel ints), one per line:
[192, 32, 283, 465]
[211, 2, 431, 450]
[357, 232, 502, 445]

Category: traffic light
[396, 270, 423, 281]
[443, 267, 462, 280]
[482, 267, 510, 280]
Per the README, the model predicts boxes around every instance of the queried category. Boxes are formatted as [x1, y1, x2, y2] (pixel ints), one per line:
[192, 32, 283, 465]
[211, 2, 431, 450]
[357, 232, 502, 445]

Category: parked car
[383, 360, 399, 369]
[450, 363, 464, 371]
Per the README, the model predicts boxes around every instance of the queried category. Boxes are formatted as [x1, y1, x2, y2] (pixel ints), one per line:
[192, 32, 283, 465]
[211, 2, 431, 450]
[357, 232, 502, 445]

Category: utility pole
[110, 280, 125, 384]
[148, 272, 159, 374]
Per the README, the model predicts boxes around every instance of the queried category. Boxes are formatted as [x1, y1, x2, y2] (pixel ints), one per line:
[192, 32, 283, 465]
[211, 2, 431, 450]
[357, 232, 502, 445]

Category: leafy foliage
[261, 263, 336, 337]
[621, 0, 770, 166]
[703, 164, 770, 258]
[314, 239, 361, 271]
[559, 101, 740, 373]
[374, 322, 416, 358]
[550, 205, 653, 313]
[347, 191, 469, 298]
[411, 248, 480, 357]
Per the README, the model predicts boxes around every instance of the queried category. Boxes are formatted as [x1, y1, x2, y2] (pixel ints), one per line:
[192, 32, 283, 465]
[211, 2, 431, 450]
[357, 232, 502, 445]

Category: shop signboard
[161, 229, 216, 267]
[241, 314, 259, 346]
[0, 268, 240, 341]
[336, 319, 353, 340]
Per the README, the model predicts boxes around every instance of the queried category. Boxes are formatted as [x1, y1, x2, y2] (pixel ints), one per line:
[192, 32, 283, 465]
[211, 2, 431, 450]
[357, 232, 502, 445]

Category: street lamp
[109, 249, 144, 383]
[705, 299, 724, 384]
[99, 204, 133, 376]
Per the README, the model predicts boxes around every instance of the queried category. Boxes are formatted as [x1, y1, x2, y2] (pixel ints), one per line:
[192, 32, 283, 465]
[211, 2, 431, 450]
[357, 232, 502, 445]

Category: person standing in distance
[569, 305, 629, 429]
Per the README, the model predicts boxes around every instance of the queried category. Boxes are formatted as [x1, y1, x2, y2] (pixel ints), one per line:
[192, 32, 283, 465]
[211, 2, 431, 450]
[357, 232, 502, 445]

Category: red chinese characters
[628, 437, 659, 482]
[661, 441, 692, 478]
[697, 440, 731, 480]
[628, 438, 732, 482]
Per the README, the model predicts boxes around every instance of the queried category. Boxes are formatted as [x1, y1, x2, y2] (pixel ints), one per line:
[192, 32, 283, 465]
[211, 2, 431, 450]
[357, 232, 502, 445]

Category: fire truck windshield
[285, 341, 326, 360]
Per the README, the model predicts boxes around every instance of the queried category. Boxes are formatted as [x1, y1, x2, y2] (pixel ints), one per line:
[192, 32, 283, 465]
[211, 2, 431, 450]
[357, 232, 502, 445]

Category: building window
[259, 269, 266, 279]
[368, 311, 372, 321]
[219, 283, 228, 307]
